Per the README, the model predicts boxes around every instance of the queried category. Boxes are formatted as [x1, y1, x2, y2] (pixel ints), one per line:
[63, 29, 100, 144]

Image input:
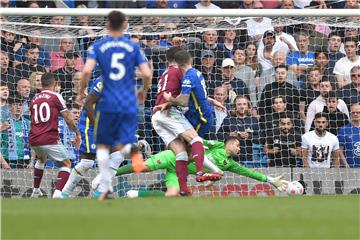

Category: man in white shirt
[302, 112, 340, 168]
[195, 0, 221, 9]
[333, 37, 360, 88]
[305, 78, 349, 132]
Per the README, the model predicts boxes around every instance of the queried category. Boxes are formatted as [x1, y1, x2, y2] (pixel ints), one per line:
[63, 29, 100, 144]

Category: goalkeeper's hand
[267, 176, 289, 191]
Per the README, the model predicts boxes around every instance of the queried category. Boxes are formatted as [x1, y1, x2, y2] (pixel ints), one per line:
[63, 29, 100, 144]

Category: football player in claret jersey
[78, 10, 152, 199]
[29, 72, 81, 198]
[152, 47, 222, 196]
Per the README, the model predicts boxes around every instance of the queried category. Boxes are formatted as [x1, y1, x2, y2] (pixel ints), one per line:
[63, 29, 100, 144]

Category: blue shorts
[185, 111, 214, 138]
[79, 126, 96, 155]
[94, 111, 137, 146]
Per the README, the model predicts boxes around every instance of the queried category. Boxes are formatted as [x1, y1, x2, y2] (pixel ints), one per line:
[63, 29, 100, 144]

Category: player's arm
[138, 62, 153, 98]
[301, 148, 309, 168]
[164, 92, 190, 107]
[79, 59, 96, 101]
[227, 160, 288, 191]
[84, 92, 99, 124]
[338, 147, 349, 168]
[208, 97, 225, 111]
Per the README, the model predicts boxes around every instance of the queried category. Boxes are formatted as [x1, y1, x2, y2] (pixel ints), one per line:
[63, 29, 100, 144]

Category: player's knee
[97, 148, 110, 163]
[190, 136, 203, 145]
[109, 151, 125, 169]
[61, 159, 72, 168]
[176, 151, 188, 162]
[74, 159, 94, 176]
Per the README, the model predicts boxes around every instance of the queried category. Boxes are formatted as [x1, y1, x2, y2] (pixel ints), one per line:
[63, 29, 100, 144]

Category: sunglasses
[351, 74, 360, 77]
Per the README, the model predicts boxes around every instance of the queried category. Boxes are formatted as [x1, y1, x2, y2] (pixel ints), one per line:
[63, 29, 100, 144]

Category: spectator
[195, 0, 221, 9]
[75, 14, 98, 60]
[314, 50, 331, 78]
[345, 0, 359, 9]
[258, 30, 289, 71]
[239, 0, 254, 8]
[0, 97, 32, 169]
[338, 103, 360, 168]
[0, 51, 16, 93]
[217, 58, 250, 104]
[13, 29, 51, 71]
[245, 2, 273, 42]
[42, 16, 80, 53]
[198, 50, 217, 95]
[302, 112, 340, 168]
[259, 95, 303, 145]
[299, 67, 322, 122]
[274, 25, 299, 52]
[301, 23, 329, 51]
[213, 86, 229, 133]
[280, 0, 295, 8]
[50, 37, 84, 72]
[265, 112, 302, 167]
[1, 30, 21, 67]
[14, 43, 46, 79]
[337, 65, 360, 110]
[305, 77, 349, 132]
[333, 37, 360, 88]
[53, 51, 79, 100]
[258, 51, 298, 101]
[29, 72, 43, 98]
[319, 91, 349, 135]
[287, 32, 315, 90]
[196, 30, 224, 68]
[106, 0, 146, 8]
[323, 32, 345, 76]
[258, 65, 300, 117]
[15, 78, 31, 118]
[245, 42, 262, 80]
[0, 81, 10, 122]
[218, 96, 260, 162]
[59, 103, 81, 167]
[339, 28, 360, 55]
[233, 48, 256, 106]
[220, 30, 242, 59]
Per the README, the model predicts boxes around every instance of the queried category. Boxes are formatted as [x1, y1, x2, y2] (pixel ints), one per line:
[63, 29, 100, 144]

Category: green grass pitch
[2, 195, 359, 239]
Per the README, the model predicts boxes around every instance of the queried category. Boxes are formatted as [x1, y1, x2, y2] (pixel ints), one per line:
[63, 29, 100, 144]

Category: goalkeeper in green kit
[116, 137, 289, 197]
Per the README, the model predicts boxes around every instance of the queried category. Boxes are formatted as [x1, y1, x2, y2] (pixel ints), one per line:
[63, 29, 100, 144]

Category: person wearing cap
[257, 30, 290, 72]
[53, 51, 80, 103]
[199, 49, 217, 96]
[217, 58, 250, 104]
[50, 36, 84, 72]
[0, 96, 34, 169]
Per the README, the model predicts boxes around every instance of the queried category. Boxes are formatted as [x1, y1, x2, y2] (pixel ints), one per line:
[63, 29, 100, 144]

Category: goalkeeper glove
[267, 176, 289, 191]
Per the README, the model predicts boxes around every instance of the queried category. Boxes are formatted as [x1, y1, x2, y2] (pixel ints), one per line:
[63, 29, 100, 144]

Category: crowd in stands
[0, 0, 359, 169]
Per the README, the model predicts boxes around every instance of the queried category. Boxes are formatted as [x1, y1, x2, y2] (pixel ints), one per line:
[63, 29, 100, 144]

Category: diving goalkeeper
[115, 136, 289, 197]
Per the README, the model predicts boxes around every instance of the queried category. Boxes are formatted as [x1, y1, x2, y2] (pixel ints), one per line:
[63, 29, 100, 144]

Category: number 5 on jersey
[110, 53, 126, 81]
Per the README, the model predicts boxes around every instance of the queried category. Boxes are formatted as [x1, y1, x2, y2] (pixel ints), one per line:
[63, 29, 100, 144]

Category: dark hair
[314, 112, 328, 121]
[314, 50, 329, 60]
[107, 11, 126, 31]
[41, 72, 56, 88]
[8, 95, 24, 105]
[174, 50, 192, 67]
[27, 43, 39, 52]
[328, 31, 341, 39]
[67, 103, 81, 110]
[166, 47, 183, 63]
[279, 112, 293, 121]
[275, 64, 288, 71]
[272, 95, 287, 104]
[0, 81, 8, 87]
[344, 37, 358, 45]
[327, 91, 337, 99]
[225, 136, 240, 145]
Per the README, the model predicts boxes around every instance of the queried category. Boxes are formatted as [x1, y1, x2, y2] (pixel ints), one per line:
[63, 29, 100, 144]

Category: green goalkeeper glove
[267, 176, 289, 191]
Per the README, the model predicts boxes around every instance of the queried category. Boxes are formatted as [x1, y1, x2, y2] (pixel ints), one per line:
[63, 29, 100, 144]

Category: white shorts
[31, 143, 69, 162]
[152, 107, 193, 146]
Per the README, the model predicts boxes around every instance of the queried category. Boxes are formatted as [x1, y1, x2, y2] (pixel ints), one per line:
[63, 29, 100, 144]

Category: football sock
[55, 166, 71, 191]
[62, 159, 94, 195]
[190, 137, 205, 173]
[33, 161, 45, 188]
[97, 148, 111, 193]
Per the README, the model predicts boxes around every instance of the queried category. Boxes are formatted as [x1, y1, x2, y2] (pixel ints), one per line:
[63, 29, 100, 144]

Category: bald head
[272, 51, 286, 67]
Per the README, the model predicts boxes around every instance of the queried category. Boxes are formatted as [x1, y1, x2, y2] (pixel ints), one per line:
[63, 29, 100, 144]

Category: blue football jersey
[338, 123, 360, 168]
[181, 68, 213, 123]
[87, 36, 147, 113]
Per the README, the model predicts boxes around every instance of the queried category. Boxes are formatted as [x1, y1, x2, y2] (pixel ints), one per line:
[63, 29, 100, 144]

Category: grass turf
[2, 195, 359, 240]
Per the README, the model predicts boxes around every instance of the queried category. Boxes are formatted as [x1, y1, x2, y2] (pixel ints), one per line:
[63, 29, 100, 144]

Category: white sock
[62, 159, 94, 195]
[203, 156, 222, 173]
[109, 151, 125, 178]
[97, 148, 111, 193]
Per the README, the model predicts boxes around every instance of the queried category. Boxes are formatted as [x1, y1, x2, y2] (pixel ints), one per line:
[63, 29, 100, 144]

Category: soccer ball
[286, 181, 304, 196]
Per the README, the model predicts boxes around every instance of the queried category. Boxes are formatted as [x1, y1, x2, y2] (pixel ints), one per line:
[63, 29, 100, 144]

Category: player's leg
[53, 158, 72, 198]
[61, 153, 95, 198]
[30, 146, 47, 198]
